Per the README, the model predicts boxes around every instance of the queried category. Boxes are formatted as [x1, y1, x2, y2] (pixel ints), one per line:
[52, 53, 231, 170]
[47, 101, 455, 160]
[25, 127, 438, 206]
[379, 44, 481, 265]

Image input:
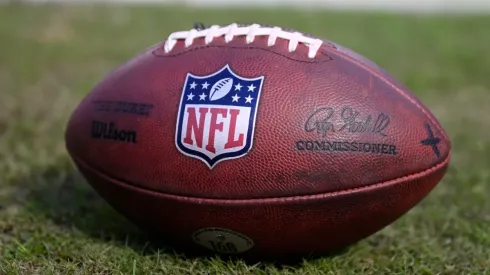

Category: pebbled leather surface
[66, 35, 450, 199]
[65, 29, 451, 254]
[72, 152, 449, 255]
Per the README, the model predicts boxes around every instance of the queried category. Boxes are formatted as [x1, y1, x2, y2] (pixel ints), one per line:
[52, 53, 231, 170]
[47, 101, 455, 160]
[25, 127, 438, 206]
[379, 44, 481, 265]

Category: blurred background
[0, 0, 489, 274]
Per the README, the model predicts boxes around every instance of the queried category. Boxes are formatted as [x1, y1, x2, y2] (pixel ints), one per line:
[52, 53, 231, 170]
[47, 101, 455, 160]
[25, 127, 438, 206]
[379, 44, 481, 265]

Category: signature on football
[304, 106, 390, 137]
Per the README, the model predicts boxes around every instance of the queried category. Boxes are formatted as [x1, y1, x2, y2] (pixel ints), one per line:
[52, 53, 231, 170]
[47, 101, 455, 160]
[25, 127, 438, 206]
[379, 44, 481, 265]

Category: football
[65, 23, 451, 257]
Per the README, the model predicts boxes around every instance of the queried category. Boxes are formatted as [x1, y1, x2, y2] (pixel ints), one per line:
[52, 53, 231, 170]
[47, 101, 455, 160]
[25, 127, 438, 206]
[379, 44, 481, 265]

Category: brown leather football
[65, 23, 451, 256]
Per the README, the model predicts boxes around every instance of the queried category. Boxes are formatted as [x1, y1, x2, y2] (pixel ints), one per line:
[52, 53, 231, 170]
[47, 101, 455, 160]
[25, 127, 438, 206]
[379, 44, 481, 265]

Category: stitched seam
[156, 40, 448, 142]
[157, 38, 448, 139]
[75, 152, 450, 203]
[153, 43, 333, 63]
[322, 46, 449, 141]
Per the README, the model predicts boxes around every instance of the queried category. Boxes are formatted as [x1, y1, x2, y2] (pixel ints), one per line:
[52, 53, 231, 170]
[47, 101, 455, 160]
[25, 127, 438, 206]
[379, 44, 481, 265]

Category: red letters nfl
[65, 23, 451, 257]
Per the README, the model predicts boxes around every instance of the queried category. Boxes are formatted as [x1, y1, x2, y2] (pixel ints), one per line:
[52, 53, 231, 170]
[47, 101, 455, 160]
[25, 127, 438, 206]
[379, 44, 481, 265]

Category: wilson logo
[91, 120, 137, 144]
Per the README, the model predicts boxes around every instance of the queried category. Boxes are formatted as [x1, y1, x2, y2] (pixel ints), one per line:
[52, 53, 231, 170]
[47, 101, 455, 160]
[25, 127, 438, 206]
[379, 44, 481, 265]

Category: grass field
[0, 3, 489, 274]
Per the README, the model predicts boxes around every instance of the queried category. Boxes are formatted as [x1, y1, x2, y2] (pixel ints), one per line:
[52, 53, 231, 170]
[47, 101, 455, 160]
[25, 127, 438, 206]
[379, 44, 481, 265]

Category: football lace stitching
[164, 23, 324, 59]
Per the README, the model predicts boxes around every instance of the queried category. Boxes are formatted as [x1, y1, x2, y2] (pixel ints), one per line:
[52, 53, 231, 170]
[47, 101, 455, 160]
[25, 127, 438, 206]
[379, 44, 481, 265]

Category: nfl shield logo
[175, 64, 265, 169]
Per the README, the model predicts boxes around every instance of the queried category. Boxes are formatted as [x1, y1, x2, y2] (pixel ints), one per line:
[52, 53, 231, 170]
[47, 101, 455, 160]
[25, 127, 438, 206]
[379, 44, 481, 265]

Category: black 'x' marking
[420, 123, 441, 158]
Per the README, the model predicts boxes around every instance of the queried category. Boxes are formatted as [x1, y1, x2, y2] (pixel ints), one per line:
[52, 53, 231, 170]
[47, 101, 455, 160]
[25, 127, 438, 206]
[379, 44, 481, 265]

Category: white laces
[163, 23, 324, 59]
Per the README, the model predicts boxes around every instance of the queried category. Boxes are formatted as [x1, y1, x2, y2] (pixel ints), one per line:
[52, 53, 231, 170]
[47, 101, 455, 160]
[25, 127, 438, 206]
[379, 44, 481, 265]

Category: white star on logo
[199, 92, 207, 101]
[234, 83, 242, 91]
[247, 84, 256, 92]
[189, 81, 197, 89]
[231, 94, 240, 102]
[202, 82, 210, 89]
[186, 93, 195, 101]
[245, 95, 254, 103]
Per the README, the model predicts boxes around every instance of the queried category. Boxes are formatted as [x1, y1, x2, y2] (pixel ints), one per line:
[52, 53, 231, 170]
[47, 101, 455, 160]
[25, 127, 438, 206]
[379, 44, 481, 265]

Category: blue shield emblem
[175, 64, 265, 169]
